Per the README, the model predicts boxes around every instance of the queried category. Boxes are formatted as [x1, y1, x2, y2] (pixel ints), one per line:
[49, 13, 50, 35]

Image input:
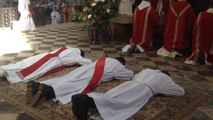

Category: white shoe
[122, 44, 131, 53]
[205, 60, 212, 66]
[0, 68, 6, 78]
[136, 45, 144, 53]
[184, 60, 199, 65]
[204, 53, 212, 66]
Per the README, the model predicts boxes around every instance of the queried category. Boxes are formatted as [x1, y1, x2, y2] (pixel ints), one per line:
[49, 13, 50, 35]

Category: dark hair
[161, 70, 170, 76]
[115, 57, 126, 65]
[210, 0, 213, 8]
[80, 49, 85, 57]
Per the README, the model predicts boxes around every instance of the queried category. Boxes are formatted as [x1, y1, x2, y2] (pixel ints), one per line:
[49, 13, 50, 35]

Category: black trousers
[72, 94, 96, 120]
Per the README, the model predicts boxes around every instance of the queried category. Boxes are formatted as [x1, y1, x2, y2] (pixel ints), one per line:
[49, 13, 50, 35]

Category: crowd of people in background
[29, 0, 73, 26]
[0, 0, 75, 26]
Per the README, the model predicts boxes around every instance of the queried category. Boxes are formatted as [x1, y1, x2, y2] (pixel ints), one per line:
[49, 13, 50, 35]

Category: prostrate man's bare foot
[26, 81, 40, 104]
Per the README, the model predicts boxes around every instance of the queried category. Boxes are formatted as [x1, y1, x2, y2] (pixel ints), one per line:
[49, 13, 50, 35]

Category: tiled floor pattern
[0, 22, 212, 120]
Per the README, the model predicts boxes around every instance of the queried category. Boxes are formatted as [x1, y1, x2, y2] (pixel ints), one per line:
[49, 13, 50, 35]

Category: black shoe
[72, 94, 96, 120]
[30, 84, 49, 107]
[72, 94, 81, 120]
[26, 81, 40, 104]
[127, 44, 136, 53]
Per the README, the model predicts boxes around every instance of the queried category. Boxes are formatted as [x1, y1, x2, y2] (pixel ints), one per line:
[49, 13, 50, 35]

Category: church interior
[0, 0, 212, 120]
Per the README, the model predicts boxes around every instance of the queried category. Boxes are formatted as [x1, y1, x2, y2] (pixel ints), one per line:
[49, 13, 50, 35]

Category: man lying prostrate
[0, 47, 92, 83]
[25, 55, 134, 107]
[72, 68, 185, 120]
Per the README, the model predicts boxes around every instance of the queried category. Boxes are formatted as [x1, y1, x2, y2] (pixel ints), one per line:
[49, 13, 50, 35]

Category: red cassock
[186, 11, 213, 64]
[163, 1, 195, 53]
[129, 7, 159, 51]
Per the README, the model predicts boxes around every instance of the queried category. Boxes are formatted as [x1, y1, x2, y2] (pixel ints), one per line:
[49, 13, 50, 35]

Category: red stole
[82, 55, 106, 94]
[18, 47, 67, 79]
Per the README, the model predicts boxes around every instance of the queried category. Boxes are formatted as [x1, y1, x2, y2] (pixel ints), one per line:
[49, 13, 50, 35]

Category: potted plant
[80, 0, 118, 44]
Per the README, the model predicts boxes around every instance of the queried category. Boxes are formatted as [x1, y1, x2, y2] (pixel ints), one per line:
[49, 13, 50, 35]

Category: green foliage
[79, 0, 118, 29]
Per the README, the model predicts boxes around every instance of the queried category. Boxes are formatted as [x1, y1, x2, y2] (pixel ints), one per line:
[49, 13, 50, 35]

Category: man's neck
[207, 8, 213, 13]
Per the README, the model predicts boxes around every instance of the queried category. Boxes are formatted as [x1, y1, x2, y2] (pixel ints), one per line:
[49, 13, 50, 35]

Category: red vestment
[163, 1, 195, 53]
[186, 10, 213, 64]
[129, 7, 159, 51]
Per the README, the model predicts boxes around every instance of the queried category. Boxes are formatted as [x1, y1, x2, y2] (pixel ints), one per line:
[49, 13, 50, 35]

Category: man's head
[80, 49, 85, 57]
[161, 70, 170, 76]
[53, 7, 57, 11]
[210, 0, 213, 8]
[115, 57, 126, 65]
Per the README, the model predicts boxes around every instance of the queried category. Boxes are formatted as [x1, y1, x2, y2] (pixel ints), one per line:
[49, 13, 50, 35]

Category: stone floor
[0, 22, 212, 120]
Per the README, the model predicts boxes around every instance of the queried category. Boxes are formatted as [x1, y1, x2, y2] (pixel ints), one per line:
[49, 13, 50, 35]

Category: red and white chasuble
[185, 9, 213, 65]
[1, 47, 92, 83]
[127, 2, 159, 52]
[82, 55, 106, 94]
[157, 0, 196, 57]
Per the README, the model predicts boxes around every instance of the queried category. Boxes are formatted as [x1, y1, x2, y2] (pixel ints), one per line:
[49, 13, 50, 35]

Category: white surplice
[88, 68, 185, 120]
[13, 0, 36, 31]
[1, 47, 92, 83]
[51, 11, 61, 24]
[41, 57, 134, 105]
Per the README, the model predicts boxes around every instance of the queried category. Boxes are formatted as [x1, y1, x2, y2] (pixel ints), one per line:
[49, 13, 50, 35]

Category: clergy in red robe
[157, 0, 196, 58]
[122, 0, 160, 53]
[62, 2, 71, 23]
[185, 4, 213, 65]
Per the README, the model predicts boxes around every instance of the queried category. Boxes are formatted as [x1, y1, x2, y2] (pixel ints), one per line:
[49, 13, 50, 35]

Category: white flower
[107, 9, 110, 13]
[83, 7, 88, 12]
[91, 2, 97, 6]
[101, 0, 105, 2]
[88, 14, 92, 19]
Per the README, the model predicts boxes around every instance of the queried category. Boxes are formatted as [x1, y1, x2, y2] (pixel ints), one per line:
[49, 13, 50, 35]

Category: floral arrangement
[80, 0, 118, 29]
